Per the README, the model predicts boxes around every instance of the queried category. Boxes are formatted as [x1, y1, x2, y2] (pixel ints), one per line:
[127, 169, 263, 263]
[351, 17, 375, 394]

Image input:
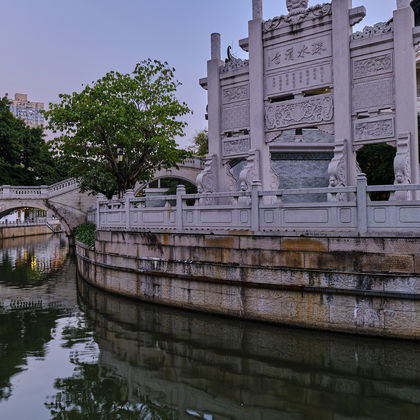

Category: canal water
[0, 234, 420, 419]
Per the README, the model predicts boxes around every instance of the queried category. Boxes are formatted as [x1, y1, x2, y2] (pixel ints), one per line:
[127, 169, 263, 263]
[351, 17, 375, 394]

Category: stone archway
[0, 203, 72, 235]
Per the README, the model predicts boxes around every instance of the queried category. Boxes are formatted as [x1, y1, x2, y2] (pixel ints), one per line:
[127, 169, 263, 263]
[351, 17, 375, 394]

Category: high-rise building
[9, 93, 44, 128]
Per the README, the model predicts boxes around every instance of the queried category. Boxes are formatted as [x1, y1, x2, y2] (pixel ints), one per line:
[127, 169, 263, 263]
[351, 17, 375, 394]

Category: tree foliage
[357, 143, 396, 201]
[356, 143, 396, 185]
[44, 60, 192, 198]
[74, 223, 96, 248]
[189, 129, 208, 156]
[0, 96, 65, 186]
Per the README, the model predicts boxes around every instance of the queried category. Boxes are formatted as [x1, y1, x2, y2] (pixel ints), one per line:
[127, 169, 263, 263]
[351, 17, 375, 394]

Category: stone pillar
[206, 33, 223, 191]
[40, 185, 48, 198]
[125, 190, 134, 230]
[2, 186, 10, 199]
[248, 0, 271, 190]
[393, 0, 420, 186]
[332, 0, 355, 185]
[176, 185, 186, 230]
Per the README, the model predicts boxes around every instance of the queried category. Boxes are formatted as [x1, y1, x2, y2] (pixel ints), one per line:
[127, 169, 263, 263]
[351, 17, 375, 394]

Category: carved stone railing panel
[265, 94, 334, 130]
[96, 183, 420, 235]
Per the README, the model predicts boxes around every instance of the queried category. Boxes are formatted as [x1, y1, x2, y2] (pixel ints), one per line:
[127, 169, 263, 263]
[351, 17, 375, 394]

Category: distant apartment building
[9, 93, 44, 127]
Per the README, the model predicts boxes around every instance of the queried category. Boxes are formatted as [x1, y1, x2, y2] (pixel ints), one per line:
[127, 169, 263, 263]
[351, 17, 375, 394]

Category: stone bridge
[0, 158, 204, 235]
[0, 179, 96, 235]
[134, 157, 204, 195]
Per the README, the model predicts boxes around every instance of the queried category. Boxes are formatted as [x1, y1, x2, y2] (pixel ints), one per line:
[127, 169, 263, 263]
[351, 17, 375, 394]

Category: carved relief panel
[265, 62, 332, 97]
[353, 115, 395, 144]
[352, 52, 393, 80]
[265, 34, 332, 71]
[265, 94, 334, 130]
[222, 84, 249, 105]
[352, 78, 394, 113]
[221, 104, 250, 132]
[222, 135, 250, 157]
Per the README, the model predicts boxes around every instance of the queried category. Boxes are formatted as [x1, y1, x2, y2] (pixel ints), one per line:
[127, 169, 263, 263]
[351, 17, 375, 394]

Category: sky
[0, 0, 398, 147]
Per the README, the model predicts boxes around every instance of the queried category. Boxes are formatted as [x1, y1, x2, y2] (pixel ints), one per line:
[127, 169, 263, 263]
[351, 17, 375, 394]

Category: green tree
[190, 129, 208, 156]
[0, 96, 65, 186]
[357, 143, 396, 201]
[44, 60, 192, 198]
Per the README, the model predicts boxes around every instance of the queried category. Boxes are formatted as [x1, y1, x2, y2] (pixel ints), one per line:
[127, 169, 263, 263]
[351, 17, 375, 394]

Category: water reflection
[0, 234, 68, 289]
[77, 278, 420, 420]
[1, 234, 420, 419]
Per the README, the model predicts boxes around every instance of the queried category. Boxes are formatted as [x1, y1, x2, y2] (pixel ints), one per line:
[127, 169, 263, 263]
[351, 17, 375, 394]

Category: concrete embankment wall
[0, 224, 52, 239]
[76, 230, 420, 340]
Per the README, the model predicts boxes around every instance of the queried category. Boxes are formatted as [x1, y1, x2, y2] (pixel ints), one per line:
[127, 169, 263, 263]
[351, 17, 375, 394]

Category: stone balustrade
[95, 176, 420, 236]
[0, 178, 78, 200]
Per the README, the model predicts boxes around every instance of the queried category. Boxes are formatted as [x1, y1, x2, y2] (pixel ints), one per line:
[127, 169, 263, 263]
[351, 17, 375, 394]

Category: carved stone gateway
[200, 0, 419, 198]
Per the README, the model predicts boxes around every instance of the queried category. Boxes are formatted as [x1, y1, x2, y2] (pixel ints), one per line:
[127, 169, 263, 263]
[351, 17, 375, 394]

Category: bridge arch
[0, 202, 72, 235]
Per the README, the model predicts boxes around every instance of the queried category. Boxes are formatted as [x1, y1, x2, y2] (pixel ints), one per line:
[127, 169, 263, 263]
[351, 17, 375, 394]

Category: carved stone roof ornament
[286, 0, 308, 14]
[351, 21, 393, 41]
[220, 46, 249, 74]
[264, 3, 332, 32]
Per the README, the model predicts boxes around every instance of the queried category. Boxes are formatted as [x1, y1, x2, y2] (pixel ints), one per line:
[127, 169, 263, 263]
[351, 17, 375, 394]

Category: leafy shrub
[74, 223, 96, 248]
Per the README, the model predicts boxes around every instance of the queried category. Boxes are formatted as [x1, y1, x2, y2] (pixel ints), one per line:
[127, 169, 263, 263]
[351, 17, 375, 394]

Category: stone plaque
[222, 84, 249, 104]
[222, 104, 250, 132]
[265, 62, 332, 97]
[353, 116, 395, 142]
[352, 53, 393, 80]
[265, 34, 332, 71]
[222, 136, 250, 157]
[352, 78, 394, 112]
[265, 94, 333, 130]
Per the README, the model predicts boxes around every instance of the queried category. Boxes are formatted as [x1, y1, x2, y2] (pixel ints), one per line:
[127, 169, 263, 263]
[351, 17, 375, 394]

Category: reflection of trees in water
[44, 310, 176, 419]
[45, 362, 176, 420]
[74, 277, 420, 420]
[0, 235, 68, 288]
[0, 309, 60, 401]
[0, 252, 44, 287]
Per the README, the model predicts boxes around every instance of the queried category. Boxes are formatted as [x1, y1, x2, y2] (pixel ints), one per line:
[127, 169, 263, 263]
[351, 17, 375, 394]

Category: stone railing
[95, 175, 420, 236]
[183, 156, 205, 169]
[0, 178, 78, 200]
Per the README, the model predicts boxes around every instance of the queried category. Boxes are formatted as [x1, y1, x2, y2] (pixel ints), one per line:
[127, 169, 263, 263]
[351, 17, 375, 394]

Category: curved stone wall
[76, 230, 420, 340]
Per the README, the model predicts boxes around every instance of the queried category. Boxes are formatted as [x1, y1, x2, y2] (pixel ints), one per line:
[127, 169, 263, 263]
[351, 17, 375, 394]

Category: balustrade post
[251, 180, 262, 233]
[3, 186, 10, 199]
[96, 193, 105, 228]
[356, 173, 368, 235]
[176, 185, 186, 231]
[40, 185, 48, 198]
[125, 190, 134, 230]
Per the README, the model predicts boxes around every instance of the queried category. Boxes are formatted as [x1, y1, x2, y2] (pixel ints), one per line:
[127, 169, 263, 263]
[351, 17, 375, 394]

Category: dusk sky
[1, 0, 397, 147]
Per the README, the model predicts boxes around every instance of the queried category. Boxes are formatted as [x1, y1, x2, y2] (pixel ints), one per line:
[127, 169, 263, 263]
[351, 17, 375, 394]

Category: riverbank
[0, 223, 61, 239]
[76, 230, 420, 340]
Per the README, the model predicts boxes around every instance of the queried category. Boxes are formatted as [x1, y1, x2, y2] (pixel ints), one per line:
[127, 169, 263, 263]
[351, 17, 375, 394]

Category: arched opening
[356, 143, 396, 201]
[136, 177, 197, 207]
[0, 205, 69, 235]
